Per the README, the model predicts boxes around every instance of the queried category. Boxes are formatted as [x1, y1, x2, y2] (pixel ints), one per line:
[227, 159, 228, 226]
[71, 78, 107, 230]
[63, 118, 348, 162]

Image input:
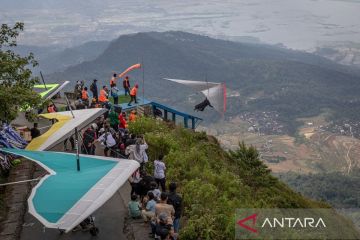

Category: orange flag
[118, 63, 141, 78]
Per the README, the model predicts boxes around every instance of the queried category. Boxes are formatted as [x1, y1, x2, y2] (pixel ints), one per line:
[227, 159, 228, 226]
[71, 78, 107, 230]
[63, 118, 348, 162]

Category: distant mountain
[17, 41, 109, 74]
[46, 31, 360, 132]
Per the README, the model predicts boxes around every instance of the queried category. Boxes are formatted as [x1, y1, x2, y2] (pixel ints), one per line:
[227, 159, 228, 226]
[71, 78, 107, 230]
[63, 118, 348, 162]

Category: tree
[0, 22, 41, 122]
[229, 141, 275, 190]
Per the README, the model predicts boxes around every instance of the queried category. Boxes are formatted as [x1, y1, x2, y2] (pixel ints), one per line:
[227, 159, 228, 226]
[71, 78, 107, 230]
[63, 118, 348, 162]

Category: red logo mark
[237, 213, 258, 233]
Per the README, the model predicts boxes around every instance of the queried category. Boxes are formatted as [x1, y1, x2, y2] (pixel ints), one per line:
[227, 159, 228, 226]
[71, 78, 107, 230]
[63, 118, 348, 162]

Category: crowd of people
[76, 105, 181, 240]
[43, 73, 181, 239]
[46, 74, 139, 112]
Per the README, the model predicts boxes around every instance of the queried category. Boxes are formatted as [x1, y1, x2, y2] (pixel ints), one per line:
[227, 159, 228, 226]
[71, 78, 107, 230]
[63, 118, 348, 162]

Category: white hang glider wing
[163, 78, 227, 114]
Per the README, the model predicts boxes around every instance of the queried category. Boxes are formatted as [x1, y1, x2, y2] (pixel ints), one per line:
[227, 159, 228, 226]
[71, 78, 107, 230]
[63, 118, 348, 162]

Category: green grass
[128, 118, 337, 239]
[109, 95, 131, 104]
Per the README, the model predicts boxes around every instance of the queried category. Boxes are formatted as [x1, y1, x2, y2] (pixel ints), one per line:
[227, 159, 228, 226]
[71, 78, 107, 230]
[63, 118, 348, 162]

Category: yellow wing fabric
[26, 113, 71, 150]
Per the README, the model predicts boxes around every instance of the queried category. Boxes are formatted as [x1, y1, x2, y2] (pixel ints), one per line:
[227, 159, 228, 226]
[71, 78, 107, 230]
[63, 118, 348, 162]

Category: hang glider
[0, 148, 139, 233]
[33, 81, 70, 100]
[27, 108, 106, 151]
[163, 78, 226, 114]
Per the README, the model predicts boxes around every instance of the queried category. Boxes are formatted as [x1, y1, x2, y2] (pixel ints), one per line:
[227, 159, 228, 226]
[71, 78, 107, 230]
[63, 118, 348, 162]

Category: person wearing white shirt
[125, 137, 148, 168]
[154, 155, 166, 191]
[94, 127, 116, 157]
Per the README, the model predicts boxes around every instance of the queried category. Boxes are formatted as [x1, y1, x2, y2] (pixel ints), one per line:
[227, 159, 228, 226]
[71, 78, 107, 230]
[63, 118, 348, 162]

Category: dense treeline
[278, 170, 360, 208]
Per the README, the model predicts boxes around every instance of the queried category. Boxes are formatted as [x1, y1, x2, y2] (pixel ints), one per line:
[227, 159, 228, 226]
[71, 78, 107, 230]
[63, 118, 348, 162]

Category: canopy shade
[0, 148, 139, 232]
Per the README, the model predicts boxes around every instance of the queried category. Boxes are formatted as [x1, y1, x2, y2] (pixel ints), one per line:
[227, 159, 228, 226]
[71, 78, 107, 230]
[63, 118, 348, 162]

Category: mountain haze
[46, 31, 360, 132]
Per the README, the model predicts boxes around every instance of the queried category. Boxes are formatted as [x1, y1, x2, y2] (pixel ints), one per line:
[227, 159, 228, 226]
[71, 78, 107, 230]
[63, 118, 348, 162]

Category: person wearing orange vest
[129, 110, 137, 122]
[110, 73, 117, 87]
[81, 87, 89, 107]
[99, 86, 109, 103]
[128, 84, 138, 106]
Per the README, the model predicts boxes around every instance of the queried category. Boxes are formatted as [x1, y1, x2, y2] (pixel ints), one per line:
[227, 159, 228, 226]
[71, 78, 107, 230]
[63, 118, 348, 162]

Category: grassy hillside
[128, 117, 337, 239]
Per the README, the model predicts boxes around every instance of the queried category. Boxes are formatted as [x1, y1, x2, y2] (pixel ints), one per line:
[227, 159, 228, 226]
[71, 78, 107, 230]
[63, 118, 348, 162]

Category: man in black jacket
[167, 182, 182, 233]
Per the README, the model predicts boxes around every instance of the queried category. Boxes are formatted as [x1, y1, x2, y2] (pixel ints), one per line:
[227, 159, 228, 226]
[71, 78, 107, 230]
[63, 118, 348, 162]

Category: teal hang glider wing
[0, 148, 139, 232]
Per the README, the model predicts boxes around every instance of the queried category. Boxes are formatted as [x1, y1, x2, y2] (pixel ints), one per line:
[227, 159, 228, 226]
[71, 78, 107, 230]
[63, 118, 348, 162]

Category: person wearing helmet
[128, 84, 139, 106]
[82, 123, 98, 155]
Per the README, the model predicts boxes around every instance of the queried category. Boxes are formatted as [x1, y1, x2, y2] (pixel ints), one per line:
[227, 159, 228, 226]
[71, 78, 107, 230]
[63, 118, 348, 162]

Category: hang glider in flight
[163, 78, 226, 114]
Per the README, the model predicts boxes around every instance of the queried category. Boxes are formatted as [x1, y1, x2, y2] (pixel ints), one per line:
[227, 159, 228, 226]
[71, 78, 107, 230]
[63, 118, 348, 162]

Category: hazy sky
[1, 0, 360, 50]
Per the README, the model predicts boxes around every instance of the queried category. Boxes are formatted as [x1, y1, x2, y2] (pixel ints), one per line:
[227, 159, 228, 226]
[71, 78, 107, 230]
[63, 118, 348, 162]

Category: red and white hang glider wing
[163, 78, 227, 114]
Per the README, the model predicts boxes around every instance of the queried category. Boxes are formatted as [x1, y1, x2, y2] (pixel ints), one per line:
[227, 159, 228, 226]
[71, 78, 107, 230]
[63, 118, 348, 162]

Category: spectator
[47, 103, 56, 113]
[99, 86, 109, 104]
[74, 80, 83, 99]
[94, 127, 116, 157]
[63, 136, 75, 151]
[30, 123, 40, 139]
[129, 110, 137, 122]
[111, 83, 120, 105]
[155, 213, 175, 240]
[149, 181, 161, 201]
[154, 155, 166, 192]
[155, 192, 175, 225]
[90, 98, 99, 108]
[118, 112, 127, 130]
[167, 182, 182, 233]
[125, 133, 137, 147]
[90, 79, 98, 101]
[125, 137, 148, 166]
[81, 87, 89, 107]
[128, 194, 142, 219]
[141, 192, 156, 223]
[123, 76, 131, 96]
[82, 123, 97, 155]
[129, 169, 142, 196]
[109, 108, 119, 131]
[128, 84, 138, 106]
[138, 171, 155, 199]
[110, 73, 117, 86]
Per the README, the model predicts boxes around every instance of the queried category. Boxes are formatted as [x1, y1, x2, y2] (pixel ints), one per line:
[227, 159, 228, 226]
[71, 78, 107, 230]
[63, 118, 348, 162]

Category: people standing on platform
[99, 86, 109, 104]
[81, 87, 89, 107]
[111, 83, 120, 105]
[123, 76, 131, 96]
[90, 79, 98, 102]
[110, 73, 117, 86]
[128, 84, 139, 106]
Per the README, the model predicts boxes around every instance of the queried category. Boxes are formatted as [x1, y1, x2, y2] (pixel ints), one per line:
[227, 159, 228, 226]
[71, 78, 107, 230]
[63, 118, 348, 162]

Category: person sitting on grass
[128, 194, 142, 219]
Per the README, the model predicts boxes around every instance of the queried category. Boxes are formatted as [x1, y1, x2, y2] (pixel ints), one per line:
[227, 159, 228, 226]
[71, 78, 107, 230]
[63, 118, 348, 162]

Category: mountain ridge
[44, 31, 360, 133]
